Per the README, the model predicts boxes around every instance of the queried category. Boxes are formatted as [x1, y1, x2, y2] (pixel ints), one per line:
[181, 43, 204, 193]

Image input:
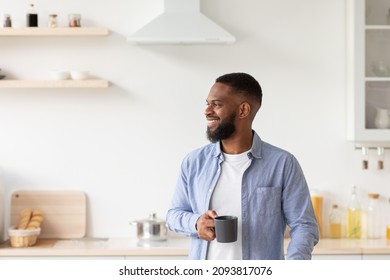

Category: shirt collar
[211, 130, 263, 159]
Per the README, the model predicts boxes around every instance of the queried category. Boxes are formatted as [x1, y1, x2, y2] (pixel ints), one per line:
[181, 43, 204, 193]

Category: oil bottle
[346, 185, 361, 238]
[26, 3, 38, 27]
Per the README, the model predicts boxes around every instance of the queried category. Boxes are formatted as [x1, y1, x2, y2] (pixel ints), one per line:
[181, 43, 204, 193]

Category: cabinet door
[347, 0, 390, 143]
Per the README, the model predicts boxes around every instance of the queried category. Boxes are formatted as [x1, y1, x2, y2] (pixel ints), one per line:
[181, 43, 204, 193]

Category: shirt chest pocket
[253, 186, 282, 217]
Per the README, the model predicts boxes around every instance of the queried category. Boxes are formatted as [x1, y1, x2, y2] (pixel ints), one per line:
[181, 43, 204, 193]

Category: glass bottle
[26, 3, 38, 27]
[346, 185, 362, 239]
[367, 193, 381, 239]
[310, 189, 323, 238]
[329, 204, 342, 238]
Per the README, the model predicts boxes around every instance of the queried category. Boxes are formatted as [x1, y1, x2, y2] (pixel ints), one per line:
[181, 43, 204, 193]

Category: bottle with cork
[346, 185, 362, 239]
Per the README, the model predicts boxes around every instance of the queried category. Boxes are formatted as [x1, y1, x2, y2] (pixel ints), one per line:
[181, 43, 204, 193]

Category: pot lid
[131, 213, 166, 225]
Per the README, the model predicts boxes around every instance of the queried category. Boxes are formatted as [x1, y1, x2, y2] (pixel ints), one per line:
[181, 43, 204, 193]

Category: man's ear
[239, 102, 251, 119]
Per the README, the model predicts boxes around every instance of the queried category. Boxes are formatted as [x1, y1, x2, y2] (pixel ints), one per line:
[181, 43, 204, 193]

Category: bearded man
[166, 73, 318, 260]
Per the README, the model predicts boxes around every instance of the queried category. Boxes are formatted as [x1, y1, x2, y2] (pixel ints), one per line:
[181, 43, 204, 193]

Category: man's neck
[220, 130, 253, 154]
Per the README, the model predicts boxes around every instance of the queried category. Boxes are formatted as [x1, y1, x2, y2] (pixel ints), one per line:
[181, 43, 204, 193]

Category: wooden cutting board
[10, 190, 87, 239]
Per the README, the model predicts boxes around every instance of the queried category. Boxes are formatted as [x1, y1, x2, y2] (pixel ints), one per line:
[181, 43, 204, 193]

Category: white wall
[1, 0, 389, 239]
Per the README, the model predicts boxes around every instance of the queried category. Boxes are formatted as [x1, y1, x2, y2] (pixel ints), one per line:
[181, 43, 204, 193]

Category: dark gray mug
[214, 215, 238, 243]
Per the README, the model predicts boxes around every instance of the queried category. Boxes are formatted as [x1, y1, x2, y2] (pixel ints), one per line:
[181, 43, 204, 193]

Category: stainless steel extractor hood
[127, 0, 236, 45]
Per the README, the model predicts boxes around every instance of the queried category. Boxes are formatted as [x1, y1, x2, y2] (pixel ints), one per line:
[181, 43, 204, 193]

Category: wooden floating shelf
[0, 27, 109, 36]
[0, 79, 110, 88]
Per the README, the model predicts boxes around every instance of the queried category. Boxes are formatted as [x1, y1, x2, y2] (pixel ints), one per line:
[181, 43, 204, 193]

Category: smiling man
[166, 72, 319, 260]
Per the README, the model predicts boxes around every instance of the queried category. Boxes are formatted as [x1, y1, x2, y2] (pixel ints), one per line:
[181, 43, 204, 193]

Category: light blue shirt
[166, 131, 319, 260]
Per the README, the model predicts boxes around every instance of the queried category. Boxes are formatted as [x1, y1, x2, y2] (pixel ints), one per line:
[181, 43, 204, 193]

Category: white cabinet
[347, 0, 390, 144]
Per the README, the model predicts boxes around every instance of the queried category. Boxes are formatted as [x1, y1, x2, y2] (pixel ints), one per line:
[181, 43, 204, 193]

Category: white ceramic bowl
[70, 70, 89, 80]
[50, 70, 70, 80]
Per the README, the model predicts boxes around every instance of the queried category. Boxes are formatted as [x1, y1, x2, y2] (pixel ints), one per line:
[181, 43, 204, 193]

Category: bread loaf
[17, 208, 44, 230]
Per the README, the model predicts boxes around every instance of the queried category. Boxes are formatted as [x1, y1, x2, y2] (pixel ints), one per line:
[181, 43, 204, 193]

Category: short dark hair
[215, 72, 262, 109]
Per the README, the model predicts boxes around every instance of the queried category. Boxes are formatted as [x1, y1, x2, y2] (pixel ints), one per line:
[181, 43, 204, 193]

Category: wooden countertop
[311, 238, 390, 255]
[0, 237, 191, 257]
[1, 237, 390, 257]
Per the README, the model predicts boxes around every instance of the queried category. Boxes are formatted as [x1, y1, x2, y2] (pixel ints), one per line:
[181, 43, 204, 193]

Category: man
[166, 73, 319, 260]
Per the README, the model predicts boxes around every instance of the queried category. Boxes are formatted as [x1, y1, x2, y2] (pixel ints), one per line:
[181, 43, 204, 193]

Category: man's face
[204, 83, 239, 143]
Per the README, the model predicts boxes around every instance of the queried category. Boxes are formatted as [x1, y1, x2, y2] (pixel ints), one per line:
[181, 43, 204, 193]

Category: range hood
[127, 0, 236, 45]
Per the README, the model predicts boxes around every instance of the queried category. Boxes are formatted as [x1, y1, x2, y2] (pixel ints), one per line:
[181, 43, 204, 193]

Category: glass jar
[329, 204, 342, 238]
[3, 14, 12, 27]
[68, 14, 81, 27]
[48, 14, 57, 28]
[367, 193, 382, 239]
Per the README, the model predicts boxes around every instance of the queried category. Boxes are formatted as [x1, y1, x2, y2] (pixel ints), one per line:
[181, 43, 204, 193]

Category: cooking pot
[130, 213, 167, 241]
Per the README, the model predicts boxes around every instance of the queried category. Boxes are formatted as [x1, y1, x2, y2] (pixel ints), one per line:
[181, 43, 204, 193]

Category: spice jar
[48, 14, 57, 28]
[3, 14, 12, 27]
[68, 14, 81, 27]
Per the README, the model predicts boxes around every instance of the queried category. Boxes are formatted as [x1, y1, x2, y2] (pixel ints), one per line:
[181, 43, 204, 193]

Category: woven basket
[8, 226, 41, 248]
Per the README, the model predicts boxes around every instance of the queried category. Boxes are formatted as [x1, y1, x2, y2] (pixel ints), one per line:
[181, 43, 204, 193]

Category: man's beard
[206, 113, 236, 143]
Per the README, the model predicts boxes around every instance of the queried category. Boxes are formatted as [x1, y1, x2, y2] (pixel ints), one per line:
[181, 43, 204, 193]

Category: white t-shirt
[206, 150, 252, 260]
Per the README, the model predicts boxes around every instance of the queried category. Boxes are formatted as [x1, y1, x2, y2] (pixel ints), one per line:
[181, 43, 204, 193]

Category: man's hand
[196, 210, 218, 241]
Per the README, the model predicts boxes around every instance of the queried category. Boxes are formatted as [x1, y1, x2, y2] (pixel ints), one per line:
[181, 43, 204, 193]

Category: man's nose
[204, 104, 212, 115]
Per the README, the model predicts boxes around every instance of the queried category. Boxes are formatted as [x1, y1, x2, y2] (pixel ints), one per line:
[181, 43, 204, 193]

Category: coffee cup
[214, 215, 238, 243]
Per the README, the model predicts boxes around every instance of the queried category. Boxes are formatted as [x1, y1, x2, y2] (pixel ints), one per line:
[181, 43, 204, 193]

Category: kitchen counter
[0, 237, 191, 258]
[1, 237, 390, 259]
[312, 238, 390, 255]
